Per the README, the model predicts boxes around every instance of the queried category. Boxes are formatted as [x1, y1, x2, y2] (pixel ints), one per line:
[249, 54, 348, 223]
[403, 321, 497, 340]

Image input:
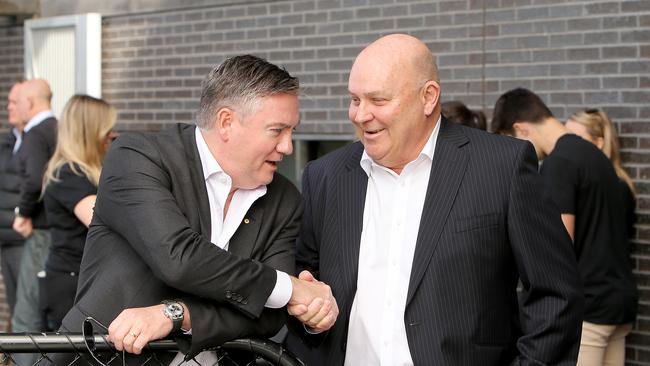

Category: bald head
[22, 79, 52, 104]
[15, 78, 52, 122]
[354, 34, 438, 86]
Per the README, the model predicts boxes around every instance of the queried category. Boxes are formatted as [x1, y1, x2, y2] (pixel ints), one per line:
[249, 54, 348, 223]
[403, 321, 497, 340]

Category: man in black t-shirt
[492, 88, 638, 366]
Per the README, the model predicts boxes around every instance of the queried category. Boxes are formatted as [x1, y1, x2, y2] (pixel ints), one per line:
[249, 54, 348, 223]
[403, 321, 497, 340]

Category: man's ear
[512, 122, 528, 137]
[214, 107, 235, 140]
[422, 80, 440, 117]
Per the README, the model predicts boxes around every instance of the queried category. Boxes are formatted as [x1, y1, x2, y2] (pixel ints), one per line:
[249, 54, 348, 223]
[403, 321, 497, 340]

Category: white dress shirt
[172, 129, 292, 365]
[194, 128, 291, 308]
[344, 118, 440, 366]
[16, 110, 55, 153]
[12, 128, 21, 154]
[23, 110, 55, 133]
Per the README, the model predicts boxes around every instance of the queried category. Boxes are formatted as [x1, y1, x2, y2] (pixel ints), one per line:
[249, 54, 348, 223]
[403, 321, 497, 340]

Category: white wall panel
[24, 13, 101, 118]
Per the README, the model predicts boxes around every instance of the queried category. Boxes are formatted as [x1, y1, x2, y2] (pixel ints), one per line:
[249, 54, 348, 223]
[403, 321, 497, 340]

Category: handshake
[288, 270, 339, 333]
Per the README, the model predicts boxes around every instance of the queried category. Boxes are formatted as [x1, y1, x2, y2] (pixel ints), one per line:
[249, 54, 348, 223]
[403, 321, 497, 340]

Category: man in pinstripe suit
[286, 34, 584, 365]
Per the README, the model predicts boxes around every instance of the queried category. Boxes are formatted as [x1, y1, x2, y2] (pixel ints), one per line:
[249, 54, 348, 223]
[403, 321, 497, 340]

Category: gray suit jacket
[55, 123, 302, 361]
[287, 119, 583, 365]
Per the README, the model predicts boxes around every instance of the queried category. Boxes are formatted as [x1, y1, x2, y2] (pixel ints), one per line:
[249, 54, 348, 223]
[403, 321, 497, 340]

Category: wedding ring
[130, 332, 138, 338]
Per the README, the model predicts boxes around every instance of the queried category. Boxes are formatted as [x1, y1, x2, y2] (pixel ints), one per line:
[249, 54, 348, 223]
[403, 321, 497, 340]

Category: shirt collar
[24, 110, 55, 133]
[360, 115, 441, 177]
[23, 111, 54, 133]
[195, 126, 227, 181]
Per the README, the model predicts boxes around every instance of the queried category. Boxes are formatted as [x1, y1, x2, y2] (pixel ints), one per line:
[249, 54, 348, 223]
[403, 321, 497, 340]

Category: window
[277, 137, 354, 189]
[24, 13, 101, 117]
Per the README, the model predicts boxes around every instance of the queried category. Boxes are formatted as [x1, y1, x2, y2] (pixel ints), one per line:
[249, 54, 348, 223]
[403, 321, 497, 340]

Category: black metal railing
[0, 332, 304, 366]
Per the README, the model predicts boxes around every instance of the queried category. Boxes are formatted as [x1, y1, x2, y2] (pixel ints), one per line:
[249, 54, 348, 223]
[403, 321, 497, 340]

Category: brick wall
[99, 1, 650, 363]
[0, 0, 649, 363]
[0, 25, 24, 128]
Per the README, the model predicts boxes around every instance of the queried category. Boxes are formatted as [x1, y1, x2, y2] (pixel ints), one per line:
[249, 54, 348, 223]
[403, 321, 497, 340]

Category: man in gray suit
[52, 55, 337, 364]
[286, 34, 583, 365]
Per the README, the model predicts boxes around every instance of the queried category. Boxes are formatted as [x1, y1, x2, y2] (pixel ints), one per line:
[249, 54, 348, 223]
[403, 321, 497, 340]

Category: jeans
[11, 229, 51, 366]
[0, 244, 25, 315]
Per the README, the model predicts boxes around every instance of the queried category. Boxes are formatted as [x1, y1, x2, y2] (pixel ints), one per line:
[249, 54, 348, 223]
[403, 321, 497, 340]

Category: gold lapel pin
[244, 218, 250, 224]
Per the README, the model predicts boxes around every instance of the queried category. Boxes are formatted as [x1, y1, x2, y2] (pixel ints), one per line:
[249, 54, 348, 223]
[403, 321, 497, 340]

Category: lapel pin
[244, 218, 250, 224]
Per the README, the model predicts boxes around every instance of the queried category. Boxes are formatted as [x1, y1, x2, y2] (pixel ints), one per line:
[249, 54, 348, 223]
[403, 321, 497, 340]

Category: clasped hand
[287, 270, 339, 333]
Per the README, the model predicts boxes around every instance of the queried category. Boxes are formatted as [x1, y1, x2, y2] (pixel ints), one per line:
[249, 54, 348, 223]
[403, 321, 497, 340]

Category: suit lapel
[337, 144, 368, 295]
[181, 124, 212, 240]
[229, 204, 264, 258]
[406, 119, 469, 306]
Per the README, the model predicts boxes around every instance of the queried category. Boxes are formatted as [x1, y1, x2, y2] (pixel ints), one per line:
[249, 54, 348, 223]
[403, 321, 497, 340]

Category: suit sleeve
[18, 130, 52, 217]
[95, 134, 276, 319]
[294, 162, 320, 278]
[286, 162, 329, 346]
[178, 191, 302, 356]
[508, 142, 584, 365]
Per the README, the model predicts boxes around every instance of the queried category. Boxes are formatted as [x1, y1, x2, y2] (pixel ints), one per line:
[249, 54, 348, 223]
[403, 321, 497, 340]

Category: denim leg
[11, 229, 51, 366]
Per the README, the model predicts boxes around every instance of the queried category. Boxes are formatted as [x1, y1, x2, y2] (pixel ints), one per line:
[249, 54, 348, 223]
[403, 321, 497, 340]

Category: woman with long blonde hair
[41, 95, 116, 330]
[566, 108, 638, 366]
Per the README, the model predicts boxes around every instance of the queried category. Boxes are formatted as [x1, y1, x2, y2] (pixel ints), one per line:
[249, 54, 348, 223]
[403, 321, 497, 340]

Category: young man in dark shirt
[492, 88, 638, 366]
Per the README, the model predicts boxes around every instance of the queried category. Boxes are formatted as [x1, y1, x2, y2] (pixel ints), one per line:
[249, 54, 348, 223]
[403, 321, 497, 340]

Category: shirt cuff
[304, 324, 324, 335]
[264, 270, 292, 308]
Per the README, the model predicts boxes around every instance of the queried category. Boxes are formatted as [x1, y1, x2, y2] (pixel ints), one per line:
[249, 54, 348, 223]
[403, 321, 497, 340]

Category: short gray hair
[196, 55, 299, 129]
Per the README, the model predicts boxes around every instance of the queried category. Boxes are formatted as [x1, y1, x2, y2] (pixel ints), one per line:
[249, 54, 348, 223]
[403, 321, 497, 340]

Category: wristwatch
[161, 300, 184, 333]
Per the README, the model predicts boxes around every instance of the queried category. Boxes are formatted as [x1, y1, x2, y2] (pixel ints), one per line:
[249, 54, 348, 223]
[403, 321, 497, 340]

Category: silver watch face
[164, 302, 183, 320]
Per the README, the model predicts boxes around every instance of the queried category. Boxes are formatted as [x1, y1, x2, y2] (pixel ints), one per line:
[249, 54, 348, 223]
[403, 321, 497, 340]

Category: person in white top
[286, 34, 583, 366]
[47, 55, 338, 365]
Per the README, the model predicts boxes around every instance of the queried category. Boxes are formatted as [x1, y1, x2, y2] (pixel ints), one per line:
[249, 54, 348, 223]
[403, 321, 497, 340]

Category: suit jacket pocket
[454, 213, 501, 232]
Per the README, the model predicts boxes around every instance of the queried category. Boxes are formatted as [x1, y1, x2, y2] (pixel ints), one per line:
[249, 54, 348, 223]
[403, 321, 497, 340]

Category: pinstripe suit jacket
[286, 119, 583, 365]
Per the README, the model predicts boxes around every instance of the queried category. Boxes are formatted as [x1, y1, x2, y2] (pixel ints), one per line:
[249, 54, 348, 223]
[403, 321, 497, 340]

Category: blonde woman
[566, 108, 638, 366]
[40, 95, 116, 330]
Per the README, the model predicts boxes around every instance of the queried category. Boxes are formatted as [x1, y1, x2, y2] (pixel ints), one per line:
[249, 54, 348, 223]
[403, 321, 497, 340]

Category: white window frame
[24, 13, 101, 116]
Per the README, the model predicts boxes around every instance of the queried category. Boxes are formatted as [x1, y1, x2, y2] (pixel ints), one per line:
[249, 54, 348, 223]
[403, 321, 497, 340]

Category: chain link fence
[0, 319, 303, 366]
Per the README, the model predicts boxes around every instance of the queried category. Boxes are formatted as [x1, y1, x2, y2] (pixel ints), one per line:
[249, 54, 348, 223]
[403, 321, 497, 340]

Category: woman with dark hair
[441, 100, 487, 130]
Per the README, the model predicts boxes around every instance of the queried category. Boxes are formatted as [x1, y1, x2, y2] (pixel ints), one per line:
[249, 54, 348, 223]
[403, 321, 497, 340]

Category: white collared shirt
[12, 127, 21, 154]
[344, 118, 441, 366]
[194, 127, 291, 308]
[23, 110, 55, 133]
[16, 110, 55, 153]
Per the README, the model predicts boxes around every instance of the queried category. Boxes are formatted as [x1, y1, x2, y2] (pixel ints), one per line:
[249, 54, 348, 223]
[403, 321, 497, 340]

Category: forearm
[179, 297, 286, 358]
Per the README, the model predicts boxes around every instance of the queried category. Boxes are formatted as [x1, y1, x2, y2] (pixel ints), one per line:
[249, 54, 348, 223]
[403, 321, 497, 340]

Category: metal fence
[0, 319, 304, 366]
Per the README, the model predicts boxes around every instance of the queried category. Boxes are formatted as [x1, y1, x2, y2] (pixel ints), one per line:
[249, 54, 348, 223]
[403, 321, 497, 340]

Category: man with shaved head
[286, 34, 583, 365]
[11, 78, 57, 365]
